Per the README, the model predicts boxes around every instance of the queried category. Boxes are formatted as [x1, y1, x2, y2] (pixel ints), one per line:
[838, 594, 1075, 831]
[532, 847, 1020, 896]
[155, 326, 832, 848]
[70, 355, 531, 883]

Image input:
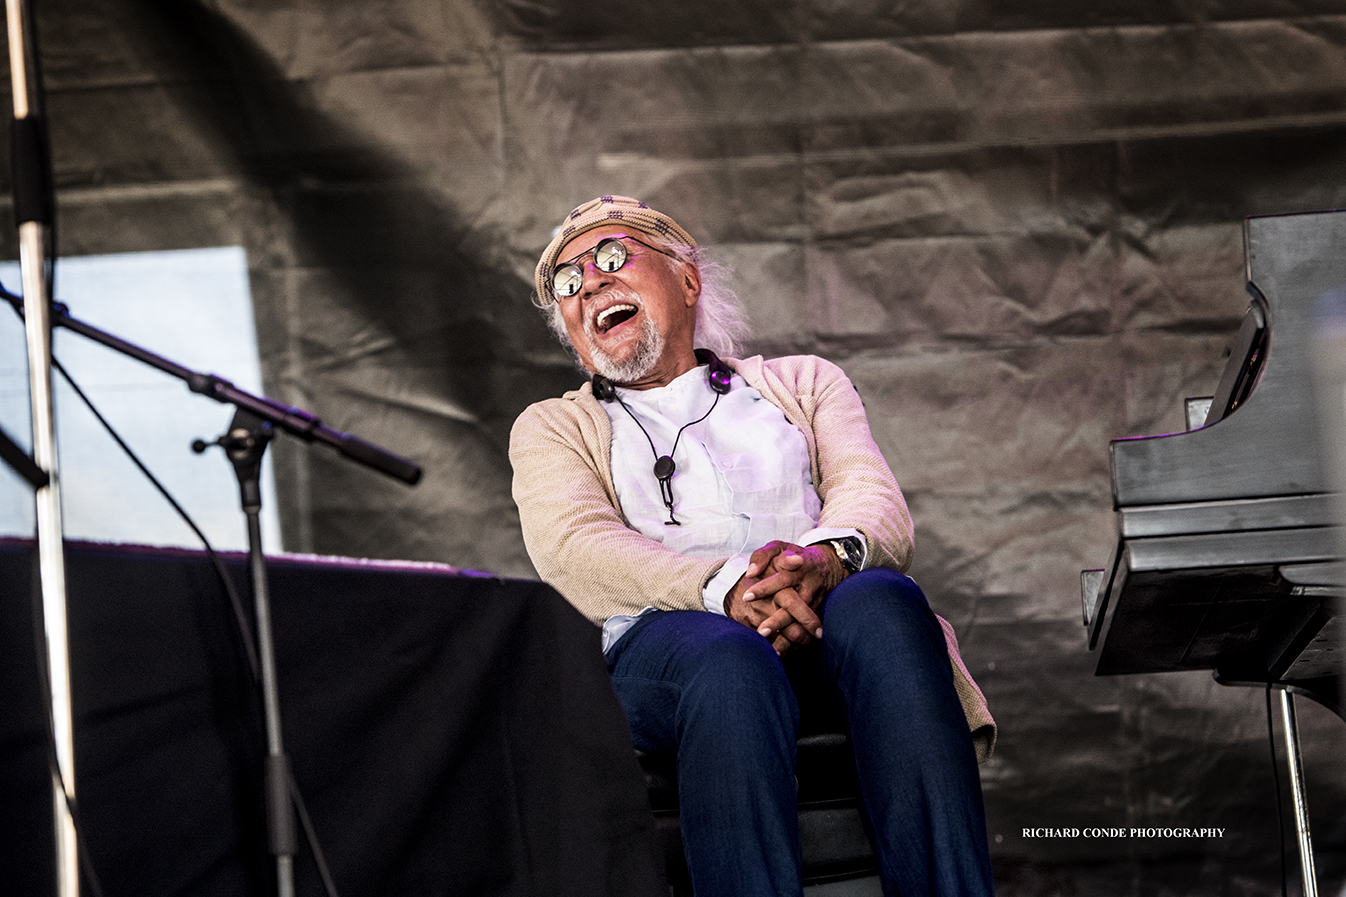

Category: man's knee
[676, 622, 799, 743]
[681, 622, 792, 700]
[690, 619, 783, 674]
[611, 613, 800, 753]
[821, 568, 943, 657]
[826, 568, 930, 622]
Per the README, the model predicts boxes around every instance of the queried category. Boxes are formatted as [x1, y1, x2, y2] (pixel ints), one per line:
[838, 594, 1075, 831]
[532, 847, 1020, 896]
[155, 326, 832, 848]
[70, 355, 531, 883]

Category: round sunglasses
[551, 235, 676, 299]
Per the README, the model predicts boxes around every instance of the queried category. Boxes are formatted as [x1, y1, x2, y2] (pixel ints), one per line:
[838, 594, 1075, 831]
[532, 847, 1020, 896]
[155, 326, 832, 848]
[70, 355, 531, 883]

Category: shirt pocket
[716, 423, 819, 517]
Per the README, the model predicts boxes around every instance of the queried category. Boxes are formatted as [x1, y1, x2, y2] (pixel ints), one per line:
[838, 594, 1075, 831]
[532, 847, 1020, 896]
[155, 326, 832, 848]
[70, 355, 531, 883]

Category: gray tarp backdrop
[2, 1, 1343, 894]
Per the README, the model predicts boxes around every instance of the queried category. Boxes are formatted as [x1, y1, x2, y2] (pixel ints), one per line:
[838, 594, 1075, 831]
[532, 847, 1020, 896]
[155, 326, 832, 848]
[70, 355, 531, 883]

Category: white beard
[583, 290, 665, 384]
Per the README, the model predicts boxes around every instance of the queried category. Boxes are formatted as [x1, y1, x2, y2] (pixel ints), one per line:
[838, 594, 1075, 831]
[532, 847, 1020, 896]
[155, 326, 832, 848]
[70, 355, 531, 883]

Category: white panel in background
[0, 247, 282, 552]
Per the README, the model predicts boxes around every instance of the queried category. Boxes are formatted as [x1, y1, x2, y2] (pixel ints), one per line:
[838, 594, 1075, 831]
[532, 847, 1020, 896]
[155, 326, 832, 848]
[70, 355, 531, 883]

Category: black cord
[612, 386, 721, 525]
[1266, 683, 1288, 897]
[291, 772, 340, 897]
[51, 357, 261, 678]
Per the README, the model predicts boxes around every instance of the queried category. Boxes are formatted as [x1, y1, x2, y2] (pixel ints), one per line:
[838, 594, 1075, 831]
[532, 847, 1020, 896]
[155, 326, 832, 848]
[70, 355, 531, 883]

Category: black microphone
[695, 349, 733, 395]
[592, 374, 617, 401]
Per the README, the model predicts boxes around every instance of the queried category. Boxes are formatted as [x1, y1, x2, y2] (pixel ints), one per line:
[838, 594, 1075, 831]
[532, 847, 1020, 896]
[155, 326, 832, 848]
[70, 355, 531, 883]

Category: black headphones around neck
[592, 348, 732, 401]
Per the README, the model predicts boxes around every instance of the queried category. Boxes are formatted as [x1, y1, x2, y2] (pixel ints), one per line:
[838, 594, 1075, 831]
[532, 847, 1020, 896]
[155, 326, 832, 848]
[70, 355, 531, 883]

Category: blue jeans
[606, 568, 994, 897]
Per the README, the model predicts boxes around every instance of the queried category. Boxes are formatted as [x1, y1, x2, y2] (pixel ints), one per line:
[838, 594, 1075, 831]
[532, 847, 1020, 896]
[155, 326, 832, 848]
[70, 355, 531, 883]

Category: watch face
[830, 539, 858, 571]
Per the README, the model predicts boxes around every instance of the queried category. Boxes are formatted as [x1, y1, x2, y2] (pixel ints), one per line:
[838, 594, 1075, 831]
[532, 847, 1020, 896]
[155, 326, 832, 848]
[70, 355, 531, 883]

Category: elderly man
[509, 196, 996, 897]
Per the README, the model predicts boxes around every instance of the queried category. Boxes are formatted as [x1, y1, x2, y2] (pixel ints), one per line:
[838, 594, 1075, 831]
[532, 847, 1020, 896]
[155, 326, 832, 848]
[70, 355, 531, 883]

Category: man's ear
[682, 260, 702, 306]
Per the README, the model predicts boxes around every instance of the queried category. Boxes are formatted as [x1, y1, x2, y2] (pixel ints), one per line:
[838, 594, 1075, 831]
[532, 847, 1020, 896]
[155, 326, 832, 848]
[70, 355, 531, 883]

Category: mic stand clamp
[196, 408, 296, 897]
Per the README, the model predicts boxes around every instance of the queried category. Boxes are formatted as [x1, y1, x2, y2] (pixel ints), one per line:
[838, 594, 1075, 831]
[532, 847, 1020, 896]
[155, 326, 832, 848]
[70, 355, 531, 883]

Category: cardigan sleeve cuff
[702, 554, 751, 614]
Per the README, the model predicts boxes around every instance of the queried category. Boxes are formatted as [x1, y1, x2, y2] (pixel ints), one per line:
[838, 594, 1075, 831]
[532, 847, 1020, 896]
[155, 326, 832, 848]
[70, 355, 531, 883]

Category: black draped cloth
[0, 539, 663, 897]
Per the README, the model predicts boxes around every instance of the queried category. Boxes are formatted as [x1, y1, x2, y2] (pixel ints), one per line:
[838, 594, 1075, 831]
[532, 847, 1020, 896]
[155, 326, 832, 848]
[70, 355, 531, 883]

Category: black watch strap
[824, 536, 863, 573]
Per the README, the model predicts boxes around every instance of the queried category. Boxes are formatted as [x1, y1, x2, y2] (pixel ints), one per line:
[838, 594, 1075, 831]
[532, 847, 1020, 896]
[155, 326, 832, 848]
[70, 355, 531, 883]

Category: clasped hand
[723, 540, 848, 656]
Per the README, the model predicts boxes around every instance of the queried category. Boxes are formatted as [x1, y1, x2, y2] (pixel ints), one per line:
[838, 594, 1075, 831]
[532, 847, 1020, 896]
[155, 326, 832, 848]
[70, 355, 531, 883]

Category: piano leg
[1279, 689, 1318, 897]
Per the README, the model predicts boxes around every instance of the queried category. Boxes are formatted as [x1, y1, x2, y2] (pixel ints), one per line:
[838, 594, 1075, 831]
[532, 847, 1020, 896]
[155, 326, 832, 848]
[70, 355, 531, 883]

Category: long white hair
[537, 240, 751, 362]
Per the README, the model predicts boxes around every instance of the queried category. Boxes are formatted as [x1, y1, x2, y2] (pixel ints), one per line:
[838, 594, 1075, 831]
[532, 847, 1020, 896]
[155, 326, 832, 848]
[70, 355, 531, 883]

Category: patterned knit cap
[534, 195, 698, 304]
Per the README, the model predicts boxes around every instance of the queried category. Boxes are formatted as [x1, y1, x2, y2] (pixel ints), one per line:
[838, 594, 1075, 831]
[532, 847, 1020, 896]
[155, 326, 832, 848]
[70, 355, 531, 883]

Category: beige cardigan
[509, 354, 996, 761]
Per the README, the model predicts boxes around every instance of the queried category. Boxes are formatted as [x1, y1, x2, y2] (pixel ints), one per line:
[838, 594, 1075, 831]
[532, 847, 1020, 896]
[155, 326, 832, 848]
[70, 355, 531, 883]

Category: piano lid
[1109, 210, 1346, 508]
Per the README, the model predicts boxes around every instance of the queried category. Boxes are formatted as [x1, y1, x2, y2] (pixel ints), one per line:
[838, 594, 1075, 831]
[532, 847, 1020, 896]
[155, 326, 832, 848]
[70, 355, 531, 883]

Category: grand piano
[1083, 209, 1345, 896]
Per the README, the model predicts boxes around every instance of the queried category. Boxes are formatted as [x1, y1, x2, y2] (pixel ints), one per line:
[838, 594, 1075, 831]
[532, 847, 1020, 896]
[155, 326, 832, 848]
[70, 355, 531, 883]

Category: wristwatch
[824, 537, 863, 574]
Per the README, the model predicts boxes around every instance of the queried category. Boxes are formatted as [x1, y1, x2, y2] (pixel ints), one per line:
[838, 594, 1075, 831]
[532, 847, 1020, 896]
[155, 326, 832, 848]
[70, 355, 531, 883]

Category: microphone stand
[5, 1, 77, 895]
[0, 290, 421, 897]
[199, 409, 297, 897]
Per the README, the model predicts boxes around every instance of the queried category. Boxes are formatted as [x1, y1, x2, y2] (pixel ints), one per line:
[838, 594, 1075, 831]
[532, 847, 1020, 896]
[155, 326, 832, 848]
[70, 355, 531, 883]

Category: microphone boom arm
[0, 286, 423, 485]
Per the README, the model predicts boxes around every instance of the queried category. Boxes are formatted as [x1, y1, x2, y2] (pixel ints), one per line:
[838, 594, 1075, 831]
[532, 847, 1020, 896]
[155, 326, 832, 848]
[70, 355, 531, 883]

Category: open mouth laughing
[595, 303, 638, 333]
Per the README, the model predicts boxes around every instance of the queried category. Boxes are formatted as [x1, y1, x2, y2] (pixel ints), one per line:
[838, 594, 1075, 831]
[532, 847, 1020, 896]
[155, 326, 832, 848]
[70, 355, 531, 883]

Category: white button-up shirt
[600, 364, 866, 652]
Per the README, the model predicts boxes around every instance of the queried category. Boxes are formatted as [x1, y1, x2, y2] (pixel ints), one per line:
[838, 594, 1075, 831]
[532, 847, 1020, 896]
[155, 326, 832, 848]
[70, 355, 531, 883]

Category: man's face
[555, 225, 700, 387]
